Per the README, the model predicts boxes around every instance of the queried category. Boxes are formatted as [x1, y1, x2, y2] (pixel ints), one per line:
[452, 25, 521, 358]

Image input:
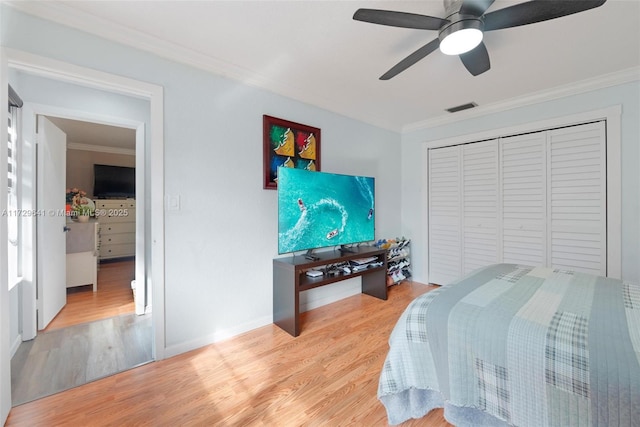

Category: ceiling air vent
[446, 102, 478, 113]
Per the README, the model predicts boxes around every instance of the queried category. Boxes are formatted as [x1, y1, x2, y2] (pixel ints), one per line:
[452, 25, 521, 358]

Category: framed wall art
[263, 115, 321, 189]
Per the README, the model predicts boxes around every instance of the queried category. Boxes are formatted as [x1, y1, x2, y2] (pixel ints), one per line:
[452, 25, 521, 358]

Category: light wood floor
[46, 259, 136, 331]
[11, 312, 152, 406]
[10, 259, 151, 407]
[7, 281, 451, 426]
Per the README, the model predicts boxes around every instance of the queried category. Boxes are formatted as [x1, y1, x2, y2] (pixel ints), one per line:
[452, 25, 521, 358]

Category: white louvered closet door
[428, 121, 607, 284]
[462, 140, 499, 274]
[500, 132, 547, 267]
[548, 122, 606, 275]
[428, 146, 461, 285]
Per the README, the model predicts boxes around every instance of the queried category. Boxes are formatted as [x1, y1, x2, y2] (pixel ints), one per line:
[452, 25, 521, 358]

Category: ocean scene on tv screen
[278, 167, 375, 254]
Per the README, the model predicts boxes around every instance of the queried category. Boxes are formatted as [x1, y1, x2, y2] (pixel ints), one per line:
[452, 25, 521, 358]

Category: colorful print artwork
[263, 115, 321, 189]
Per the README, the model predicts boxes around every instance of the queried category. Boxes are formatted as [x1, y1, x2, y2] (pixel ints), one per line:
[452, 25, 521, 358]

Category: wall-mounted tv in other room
[278, 167, 375, 254]
[93, 164, 135, 199]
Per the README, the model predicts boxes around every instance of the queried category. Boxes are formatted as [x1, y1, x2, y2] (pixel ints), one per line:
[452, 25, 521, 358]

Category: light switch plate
[166, 194, 180, 211]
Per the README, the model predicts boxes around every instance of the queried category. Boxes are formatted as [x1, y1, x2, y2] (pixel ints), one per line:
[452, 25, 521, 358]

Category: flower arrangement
[66, 188, 94, 217]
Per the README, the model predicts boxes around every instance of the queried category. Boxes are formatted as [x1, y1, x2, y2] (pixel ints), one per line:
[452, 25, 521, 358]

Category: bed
[378, 264, 640, 426]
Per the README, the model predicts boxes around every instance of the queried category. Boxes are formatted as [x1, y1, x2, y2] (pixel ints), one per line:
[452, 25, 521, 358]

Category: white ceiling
[47, 116, 136, 152]
[11, 0, 640, 132]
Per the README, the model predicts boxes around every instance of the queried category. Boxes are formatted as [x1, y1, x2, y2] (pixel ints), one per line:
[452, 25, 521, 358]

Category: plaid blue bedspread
[378, 264, 640, 426]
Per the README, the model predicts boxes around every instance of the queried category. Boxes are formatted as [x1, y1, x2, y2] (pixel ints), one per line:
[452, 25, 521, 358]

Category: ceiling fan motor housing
[439, 0, 484, 54]
[438, 12, 484, 56]
[443, 0, 463, 13]
[438, 15, 483, 42]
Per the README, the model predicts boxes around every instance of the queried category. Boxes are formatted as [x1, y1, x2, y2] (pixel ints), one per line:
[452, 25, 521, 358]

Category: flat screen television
[93, 164, 135, 199]
[278, 167, 375, 254]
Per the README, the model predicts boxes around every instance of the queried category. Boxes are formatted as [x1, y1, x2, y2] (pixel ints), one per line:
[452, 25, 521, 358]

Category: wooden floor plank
[10, 260, 148, 406]
[7, 281, 451, 426]
[45, 260, 136, 331]
[10, 313, 152, 406]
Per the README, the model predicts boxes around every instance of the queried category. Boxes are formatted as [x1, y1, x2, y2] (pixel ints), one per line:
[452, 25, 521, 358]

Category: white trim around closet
[422, 105, 622, 280]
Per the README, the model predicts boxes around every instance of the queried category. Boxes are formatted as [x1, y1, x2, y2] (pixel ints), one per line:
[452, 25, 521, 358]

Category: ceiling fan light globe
[440, 28, 483, 55]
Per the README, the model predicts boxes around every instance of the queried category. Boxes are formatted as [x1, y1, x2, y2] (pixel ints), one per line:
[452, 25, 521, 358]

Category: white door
[37, 116, 67, 330]
[428, 145, 462, 285]
[548, 122, 606, 275]
[500, 132, 547, 266]
[462, 140, 499, 274]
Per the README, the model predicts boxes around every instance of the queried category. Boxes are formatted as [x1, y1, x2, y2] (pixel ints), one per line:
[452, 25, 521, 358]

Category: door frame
[26, 105, 147, 335]
[1, 47, 166, 421]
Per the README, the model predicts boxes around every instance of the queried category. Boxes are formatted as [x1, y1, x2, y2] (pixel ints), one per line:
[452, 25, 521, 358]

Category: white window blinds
[7, 103, 19, 288]
[7, 84, 22, 289]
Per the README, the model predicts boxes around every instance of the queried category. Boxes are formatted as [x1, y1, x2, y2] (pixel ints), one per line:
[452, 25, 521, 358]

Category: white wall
[1, 4, 401, 364]
[401, 80, 640, 284]
[157, 42, 401, 352]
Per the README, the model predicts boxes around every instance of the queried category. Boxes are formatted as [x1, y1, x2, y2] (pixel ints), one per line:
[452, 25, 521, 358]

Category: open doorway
[52, 117, 141, 331]
[3, 60, 162, 406]
[9, 114, 152, 405]
[1, 49, 165, 421]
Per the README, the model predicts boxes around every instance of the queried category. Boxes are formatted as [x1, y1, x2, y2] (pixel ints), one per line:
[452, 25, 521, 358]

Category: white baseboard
[163, 279, 362, 359]
[299, 278, 360, 313]
[163, 314, 273, 359]
[10, 334, 22, 359]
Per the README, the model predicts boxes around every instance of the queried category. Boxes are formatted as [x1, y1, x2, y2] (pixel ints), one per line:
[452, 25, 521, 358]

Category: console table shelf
[298, 265, 385, 291]
[273, 246, 387, 337]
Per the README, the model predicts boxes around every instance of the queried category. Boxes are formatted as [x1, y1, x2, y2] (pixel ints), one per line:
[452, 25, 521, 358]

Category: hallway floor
[10, 260, 152, 406]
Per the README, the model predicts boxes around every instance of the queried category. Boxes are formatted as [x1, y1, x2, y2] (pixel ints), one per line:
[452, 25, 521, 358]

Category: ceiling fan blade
[459, 0, 495, 17]
[353, 9, 448, 30]
[483, 0, 606, 31]
[459, 42, 491, 76]
[380, 38, 440, 80]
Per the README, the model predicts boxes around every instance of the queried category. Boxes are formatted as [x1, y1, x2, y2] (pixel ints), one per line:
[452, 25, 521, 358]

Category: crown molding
[9, 2, 637, 135]
[67, 142, 135, 156]
[5, 1, 261, 82]
[5, 1, 396, 132]
[403, 66, 640, 133]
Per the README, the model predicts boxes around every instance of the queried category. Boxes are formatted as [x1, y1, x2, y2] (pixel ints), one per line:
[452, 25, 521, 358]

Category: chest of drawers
[95, 199, 135, 260]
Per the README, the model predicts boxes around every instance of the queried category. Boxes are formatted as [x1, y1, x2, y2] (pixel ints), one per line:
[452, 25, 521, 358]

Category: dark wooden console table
[273, 246, 387, 337]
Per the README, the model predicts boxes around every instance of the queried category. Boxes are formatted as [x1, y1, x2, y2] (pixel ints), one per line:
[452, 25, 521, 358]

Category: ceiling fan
[353, 0, 606, 80]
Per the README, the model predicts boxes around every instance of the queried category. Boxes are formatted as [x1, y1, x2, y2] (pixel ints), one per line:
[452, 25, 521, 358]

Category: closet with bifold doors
[428, 121, 606, 286]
